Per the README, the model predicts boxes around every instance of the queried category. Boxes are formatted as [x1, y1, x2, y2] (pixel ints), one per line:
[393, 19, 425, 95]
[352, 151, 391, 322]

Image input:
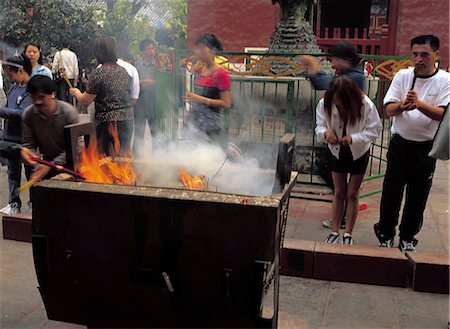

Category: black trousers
[376, 134, 436, 242]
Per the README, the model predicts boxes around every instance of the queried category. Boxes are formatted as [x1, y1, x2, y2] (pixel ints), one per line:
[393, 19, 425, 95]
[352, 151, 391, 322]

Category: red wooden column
[386, 0, 400, 55]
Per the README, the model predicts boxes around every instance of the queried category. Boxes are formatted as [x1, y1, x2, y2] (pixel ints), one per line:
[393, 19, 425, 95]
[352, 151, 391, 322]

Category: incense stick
[19, 178, 37, 191]
[410, 72, 417, 90]
[31, 157, 85, 180]
[63, 74, 73, 89]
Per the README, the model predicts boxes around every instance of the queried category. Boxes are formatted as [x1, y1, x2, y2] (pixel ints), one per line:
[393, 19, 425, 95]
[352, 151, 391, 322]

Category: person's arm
[70, 88, 96, 106]
[0, 140, 22, 160]
[383, 70, 409, 117]
[315, 99, 338, 144]
[405, 89, 447, 121]
[0, 93, 32, 119]
[52, 51, 60, 73]
[348, 99, 383, 145]
[129, 66, 140, 106]
[73, 53, 79, 83]
[185, 90, 231, 108]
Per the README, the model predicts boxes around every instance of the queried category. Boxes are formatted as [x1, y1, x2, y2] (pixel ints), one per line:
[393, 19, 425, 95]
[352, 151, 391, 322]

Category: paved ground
[0, 160, 448, 328]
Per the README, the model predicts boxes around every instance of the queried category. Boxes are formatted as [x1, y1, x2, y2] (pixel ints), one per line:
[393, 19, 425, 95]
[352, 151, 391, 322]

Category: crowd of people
[0, 33, 449, 254]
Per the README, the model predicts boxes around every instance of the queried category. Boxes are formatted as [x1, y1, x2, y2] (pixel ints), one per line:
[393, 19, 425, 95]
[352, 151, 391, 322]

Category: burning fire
[179, 168, 208, 190]
[78, 124, 136, 185]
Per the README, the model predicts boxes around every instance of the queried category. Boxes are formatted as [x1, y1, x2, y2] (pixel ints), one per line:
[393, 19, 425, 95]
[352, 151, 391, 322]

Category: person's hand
[299, 55, 321, 73]
[141, 79, 155, 86]
[69, 88, 80, 96]
[340, 135, 352, 146]
[400, 98, 416, 112]
[185, 92, 202, 103]
[405, 90, 420, 108]
[31, 164, 51, 183]
[324, 130, 339, 144]
[20, 147, 38, 166]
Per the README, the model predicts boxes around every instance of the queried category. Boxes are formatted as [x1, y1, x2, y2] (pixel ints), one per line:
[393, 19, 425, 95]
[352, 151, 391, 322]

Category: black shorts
[331, 146, 370, 175]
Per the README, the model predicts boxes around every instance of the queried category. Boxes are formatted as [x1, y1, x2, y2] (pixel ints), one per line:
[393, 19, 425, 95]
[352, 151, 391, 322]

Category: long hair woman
[24, 42, 53, 79]
[315, 76, 382, 244]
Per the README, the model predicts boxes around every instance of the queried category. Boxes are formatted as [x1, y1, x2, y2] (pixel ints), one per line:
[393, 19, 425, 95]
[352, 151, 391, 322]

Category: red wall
[187, 0, 280, 52]
[396, 0, 449, 68]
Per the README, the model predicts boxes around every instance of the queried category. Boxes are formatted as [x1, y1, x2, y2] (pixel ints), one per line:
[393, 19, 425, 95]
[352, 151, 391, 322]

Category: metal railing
[154, 50, 418, 197]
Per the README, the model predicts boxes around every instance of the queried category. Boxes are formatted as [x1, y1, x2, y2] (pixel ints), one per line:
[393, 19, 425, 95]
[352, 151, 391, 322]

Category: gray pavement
[0, 160, 449, 328]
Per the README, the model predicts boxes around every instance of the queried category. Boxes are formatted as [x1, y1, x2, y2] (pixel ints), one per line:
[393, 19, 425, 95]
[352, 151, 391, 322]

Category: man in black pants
[374, 35, 450, 252]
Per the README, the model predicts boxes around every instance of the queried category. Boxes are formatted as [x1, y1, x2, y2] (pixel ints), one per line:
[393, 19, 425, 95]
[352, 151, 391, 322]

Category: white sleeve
[129, 66, 140, 100]
[315, 98, 328, 143]
[73, 53, 79, 78]
[351, 98, 382, 145]
[52, 51, 60, 73]
[383, 70, 406, 105]
[436, 77, 450, 108]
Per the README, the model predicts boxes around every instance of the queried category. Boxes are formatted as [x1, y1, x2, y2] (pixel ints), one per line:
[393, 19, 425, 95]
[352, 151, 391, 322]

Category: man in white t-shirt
[52, 41, 79, 103]
[116, 51, 140, 107]
[374, 35, 450, 252]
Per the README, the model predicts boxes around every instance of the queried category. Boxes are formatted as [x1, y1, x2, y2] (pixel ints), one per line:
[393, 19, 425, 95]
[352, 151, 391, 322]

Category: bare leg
[344, 174, 365, 234]
[331, 172, 347, 233]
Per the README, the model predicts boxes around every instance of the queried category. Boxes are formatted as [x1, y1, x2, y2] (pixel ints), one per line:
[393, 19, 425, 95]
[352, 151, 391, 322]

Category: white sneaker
[0, 203, 20, 215]
[325, 232, 340, 244]
[0, 204, 11, 214]
[399, 239, 416, 253]
[342, 233, 354, 245]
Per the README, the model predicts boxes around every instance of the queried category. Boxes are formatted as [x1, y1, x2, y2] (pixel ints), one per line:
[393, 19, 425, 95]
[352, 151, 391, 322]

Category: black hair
[195, 34, 224, 51]
[410, 35, 440, 51]
[330, 42, 360, 67]
[26, 75, 57, 94]
[2, 53, 32, 76]
[93, 36, 117, 64]
[24, 42, 44, 64]
[139, 39, 156, 52]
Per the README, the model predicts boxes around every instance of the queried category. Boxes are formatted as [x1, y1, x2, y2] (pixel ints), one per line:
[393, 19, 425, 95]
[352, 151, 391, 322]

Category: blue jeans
[7, 159, 32, 208]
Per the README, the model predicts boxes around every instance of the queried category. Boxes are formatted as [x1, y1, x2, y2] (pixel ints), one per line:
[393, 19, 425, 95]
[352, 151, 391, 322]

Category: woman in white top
[316, 76, 382, 244]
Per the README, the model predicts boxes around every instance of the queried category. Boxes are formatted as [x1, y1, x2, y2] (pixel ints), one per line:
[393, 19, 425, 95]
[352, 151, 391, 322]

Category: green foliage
[0, 0, 103, 67]
[95, 0, 156, 59]
[154, 0, 187, 46]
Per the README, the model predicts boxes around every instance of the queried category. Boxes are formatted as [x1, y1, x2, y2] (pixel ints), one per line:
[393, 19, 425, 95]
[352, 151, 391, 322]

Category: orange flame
[178, 168, 208, 190]
[78, 124, 136, 185]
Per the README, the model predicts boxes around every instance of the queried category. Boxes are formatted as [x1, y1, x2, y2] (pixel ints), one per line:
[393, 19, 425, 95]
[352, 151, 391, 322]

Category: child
[315, 76, 382, 244]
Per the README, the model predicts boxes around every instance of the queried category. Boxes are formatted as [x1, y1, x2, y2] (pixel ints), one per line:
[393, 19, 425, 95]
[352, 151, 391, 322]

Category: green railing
[154, 50, 414, 197]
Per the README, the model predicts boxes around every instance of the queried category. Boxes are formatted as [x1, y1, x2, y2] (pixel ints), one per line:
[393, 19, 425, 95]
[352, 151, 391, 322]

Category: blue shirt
[308, 67, 365, 91]
[31, 65, 53, 79]
[0, 84, 32, 143]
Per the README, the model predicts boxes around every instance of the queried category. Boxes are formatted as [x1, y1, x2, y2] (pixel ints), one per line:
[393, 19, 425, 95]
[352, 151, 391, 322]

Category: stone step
[407, 252, 449, 294]
[2, 213, 32, 243]
[314, 242, 408, 287]
[280, 239, 314, 278]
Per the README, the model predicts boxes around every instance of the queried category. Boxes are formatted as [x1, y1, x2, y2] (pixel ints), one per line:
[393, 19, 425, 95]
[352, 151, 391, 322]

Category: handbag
[429, 105, 449, 160]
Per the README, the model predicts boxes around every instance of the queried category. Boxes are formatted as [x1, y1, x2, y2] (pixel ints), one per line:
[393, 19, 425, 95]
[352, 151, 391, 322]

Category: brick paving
[0, 160, 448, 328]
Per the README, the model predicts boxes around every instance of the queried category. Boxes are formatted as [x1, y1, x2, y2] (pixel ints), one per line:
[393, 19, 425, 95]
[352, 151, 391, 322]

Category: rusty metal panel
[32, 173, 297, 328]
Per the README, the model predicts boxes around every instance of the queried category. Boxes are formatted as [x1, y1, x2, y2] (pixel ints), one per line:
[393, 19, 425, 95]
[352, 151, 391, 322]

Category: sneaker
[399, 239, 416, 253]
[379, 239, 394, 248]
[342, 233, 354, 245]
[0, 202, 20, 215]
[325, 232, 340, 244]
[322, 218, 346, 229]
[27, 201, 32, 213]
